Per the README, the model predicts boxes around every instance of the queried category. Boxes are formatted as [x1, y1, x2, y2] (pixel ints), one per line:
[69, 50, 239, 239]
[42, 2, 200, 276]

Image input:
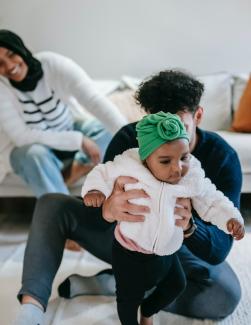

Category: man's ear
[194, 106, 204, 126]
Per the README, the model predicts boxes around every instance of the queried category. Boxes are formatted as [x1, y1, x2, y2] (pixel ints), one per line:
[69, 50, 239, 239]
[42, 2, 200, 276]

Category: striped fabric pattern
[16, 79, 73, 132]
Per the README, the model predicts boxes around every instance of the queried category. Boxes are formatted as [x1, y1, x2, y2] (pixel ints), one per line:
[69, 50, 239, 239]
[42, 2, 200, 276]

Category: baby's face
[145, 139, 190, 184]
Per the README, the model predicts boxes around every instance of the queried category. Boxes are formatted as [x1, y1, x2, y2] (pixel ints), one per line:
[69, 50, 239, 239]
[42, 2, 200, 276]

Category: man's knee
[195, 277, 241, 320]
[216, 277, 241, 319]
[10, 144, 50, 172]
[36, 192, 73, 209]
[164, 260, 241, 320]
[33, 193, 72, 224]
[207, 261, 241, 319]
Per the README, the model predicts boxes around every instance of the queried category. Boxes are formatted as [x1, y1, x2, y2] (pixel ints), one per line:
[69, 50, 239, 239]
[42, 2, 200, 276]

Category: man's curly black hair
[135, 70, 204, 114]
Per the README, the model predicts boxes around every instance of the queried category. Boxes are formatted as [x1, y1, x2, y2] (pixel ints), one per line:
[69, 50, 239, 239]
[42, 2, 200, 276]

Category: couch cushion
[232, 75, 251, 132]
[232, 74, 249, 112]
[198, 73, 232, 131]
[0, 173, 84, 197]
[216, 131, 251, 173]
[109, 89, 145, 122]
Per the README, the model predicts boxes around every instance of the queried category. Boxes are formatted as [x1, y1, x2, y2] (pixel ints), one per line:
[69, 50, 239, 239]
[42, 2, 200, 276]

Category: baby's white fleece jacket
[81, 148, 243, 256]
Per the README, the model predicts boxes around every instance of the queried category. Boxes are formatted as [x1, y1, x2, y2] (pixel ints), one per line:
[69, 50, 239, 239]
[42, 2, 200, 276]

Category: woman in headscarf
[0, 29, 127, 196]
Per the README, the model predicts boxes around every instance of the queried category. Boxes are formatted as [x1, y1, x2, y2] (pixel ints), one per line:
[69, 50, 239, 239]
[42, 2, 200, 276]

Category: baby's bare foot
[65, 239, 83, 252]
[64, 161, 93, 186]
[140, 314, 153, 325]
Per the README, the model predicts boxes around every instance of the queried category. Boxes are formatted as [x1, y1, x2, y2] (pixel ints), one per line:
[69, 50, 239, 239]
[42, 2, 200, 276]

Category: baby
[82, 112, 244, 325]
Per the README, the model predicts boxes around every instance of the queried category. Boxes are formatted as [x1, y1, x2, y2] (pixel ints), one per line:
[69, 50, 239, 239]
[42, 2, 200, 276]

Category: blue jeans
[10, 119, 112, 197]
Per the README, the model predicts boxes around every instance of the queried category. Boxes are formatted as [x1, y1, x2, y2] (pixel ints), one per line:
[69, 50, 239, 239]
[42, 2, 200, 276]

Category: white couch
[0, 74, 250, 197]
[200, 73, 251, 193]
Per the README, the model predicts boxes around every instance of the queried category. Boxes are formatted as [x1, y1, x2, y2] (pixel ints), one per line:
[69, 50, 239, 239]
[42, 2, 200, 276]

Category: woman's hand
[81, 136, 101, 165]
[175, 197, 192, 230]
[102, 176, 150, 223]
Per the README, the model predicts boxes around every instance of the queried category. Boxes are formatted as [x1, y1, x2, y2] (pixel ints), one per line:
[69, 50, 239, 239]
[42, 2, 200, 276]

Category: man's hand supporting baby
[83, 176, 193, 232]
[83, 177, 245, 242]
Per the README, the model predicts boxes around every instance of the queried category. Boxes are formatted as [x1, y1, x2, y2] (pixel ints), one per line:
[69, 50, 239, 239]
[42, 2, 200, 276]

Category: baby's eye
[160, 160, 170, 165]
[8, 51, 15, 58]
[181, 155, 190, 162]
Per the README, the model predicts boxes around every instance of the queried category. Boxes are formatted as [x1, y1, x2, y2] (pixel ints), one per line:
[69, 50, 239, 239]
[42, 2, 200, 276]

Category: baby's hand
[83, 190, 106, 207]
[227, 218, 245, 240]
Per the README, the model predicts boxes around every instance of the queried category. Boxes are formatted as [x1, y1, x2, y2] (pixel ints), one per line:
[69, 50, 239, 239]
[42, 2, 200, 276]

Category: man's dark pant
[18, 193, 241, 319]
[112, 239, 186, 324]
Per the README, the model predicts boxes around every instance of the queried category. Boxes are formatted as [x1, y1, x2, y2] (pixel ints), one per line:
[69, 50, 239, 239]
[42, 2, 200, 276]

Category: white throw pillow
[121, 75, 141, 90]
[198, 73, 232, 131]
[232, 73, 249, 112]
[109, 89, 145, 123]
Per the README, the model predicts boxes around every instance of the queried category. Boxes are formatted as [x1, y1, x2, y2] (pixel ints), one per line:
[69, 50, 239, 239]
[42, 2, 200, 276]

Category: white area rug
[0, 231, 250, 325]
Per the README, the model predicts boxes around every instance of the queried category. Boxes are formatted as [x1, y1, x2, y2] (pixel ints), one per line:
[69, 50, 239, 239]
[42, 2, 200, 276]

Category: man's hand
[227, 218, 245, 240]
[81, 137, 101, 165]
[175, 197, 192, 230]
[102, 176, 150, 223]
[83, 190, 106, 207]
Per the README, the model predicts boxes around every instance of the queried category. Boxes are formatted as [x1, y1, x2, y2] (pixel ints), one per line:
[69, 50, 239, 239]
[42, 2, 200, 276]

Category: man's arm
[184, 151, 242, 264]
[215, 151, 242, 209]
[103, 123, 137, 162]
[102, 176, 150, 223]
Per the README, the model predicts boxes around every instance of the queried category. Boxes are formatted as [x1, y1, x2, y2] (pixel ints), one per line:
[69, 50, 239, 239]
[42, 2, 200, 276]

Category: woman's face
[0, 47, 28, 82]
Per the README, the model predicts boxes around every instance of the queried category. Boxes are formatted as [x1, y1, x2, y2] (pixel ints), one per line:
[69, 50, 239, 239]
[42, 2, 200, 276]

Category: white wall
[1, 0, 251, 79]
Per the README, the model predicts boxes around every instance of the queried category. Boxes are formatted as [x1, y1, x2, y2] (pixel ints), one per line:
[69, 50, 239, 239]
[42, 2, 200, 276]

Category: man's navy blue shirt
[104, 123, 242, 265]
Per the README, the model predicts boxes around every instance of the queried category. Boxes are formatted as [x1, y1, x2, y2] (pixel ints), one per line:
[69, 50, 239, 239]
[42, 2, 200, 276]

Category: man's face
[176, 108, 203, 152]
[0, 47, 28, 82]
[145, 139, 191, 184]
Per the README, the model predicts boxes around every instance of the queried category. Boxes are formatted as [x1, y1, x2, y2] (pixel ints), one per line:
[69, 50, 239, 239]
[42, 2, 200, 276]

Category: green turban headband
[136, 112, 190, 160]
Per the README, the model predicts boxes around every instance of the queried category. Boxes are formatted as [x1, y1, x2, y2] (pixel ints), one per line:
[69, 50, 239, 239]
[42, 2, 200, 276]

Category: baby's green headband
[136, 112, 190, 161]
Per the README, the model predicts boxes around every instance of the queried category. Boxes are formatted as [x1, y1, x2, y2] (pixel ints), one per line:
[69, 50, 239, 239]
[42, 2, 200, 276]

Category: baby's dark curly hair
[135, 70, 204, 114]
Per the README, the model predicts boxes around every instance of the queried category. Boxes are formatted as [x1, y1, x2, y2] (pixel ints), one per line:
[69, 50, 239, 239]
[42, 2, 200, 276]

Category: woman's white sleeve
[0, 87, 82, 151]
[50, 53, 127, 134]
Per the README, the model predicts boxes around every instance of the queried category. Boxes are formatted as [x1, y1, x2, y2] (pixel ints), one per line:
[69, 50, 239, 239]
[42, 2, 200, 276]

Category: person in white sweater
[82, 112, 245, 325]
[0, 29, 127, 197]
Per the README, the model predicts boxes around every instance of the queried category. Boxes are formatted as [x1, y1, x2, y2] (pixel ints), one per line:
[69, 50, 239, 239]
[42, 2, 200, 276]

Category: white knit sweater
[81, 148, 243, 256]
[0, 52, 127, 182]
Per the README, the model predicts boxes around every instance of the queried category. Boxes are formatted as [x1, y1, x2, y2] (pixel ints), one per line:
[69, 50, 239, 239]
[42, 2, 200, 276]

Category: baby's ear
[142, 160, 147, 167]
